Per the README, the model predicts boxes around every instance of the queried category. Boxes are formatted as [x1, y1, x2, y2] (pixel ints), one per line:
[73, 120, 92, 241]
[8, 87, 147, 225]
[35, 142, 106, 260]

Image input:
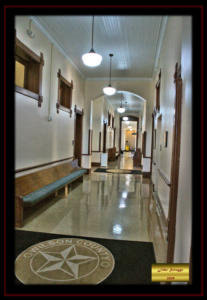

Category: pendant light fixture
[82, 16, 102, 67]
[103, 53, 116, 96]
[117, 94, 125, 113]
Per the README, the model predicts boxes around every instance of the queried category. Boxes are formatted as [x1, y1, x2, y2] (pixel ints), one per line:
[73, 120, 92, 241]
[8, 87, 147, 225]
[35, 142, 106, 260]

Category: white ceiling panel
[34, 15, 163, 78]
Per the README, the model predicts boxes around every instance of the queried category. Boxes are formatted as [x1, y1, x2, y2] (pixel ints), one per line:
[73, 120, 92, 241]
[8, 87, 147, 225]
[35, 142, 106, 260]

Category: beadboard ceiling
[106, 91, 144, 114]
[33, 15, 164, 78]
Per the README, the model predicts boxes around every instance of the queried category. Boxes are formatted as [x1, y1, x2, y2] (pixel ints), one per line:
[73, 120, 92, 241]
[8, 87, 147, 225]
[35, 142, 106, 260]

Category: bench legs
[15, 196, 23, 228]
[65, 185, 69, 196]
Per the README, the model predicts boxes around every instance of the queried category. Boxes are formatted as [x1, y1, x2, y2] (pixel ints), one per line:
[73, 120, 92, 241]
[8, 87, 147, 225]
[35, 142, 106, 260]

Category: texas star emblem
[15, 238, 115, 284]
[35, 245, 97, 280]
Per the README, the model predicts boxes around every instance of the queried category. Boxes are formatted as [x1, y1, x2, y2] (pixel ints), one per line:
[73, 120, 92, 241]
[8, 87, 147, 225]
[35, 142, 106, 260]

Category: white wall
[174, 17, 192, 263]
[15, 16, 85, 170]
[151, 17, 183, 218]
[149, 16, 192, 263]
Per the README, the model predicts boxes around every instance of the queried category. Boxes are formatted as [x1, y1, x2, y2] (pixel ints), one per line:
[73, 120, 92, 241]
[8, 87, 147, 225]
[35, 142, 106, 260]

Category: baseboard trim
[91, 162, 101, 166]
[142, 172, 151, 178]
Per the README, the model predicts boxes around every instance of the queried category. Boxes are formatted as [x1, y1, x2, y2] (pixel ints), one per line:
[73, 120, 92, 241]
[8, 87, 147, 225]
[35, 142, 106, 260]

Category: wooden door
[74, 113, 83, 167]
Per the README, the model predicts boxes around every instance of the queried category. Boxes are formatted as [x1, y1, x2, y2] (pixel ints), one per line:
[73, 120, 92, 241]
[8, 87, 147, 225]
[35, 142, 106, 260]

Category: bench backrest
[15, 160, 79, 197]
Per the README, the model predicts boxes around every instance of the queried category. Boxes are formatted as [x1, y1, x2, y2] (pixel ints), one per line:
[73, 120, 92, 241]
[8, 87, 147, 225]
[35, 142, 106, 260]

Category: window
[56, 69, 73, 116]
[155, 69, 161, 111]
[15, 37, 44, 107]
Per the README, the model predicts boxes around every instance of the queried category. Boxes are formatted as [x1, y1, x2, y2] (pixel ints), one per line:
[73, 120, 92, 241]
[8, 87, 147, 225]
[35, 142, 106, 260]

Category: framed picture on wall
[164, 131, 168, 147]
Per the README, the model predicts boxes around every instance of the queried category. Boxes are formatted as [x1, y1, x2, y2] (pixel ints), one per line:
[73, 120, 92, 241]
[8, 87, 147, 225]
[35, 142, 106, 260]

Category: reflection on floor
[16, 152, 167, 263]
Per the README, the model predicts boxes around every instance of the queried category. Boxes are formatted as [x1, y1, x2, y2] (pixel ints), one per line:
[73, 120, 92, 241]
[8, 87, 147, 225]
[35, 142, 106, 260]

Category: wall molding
[91, 162, 101, 166]
[157, 167, 171, 187]
[152, 191, 168, 227]
[15, 156, 74, 173]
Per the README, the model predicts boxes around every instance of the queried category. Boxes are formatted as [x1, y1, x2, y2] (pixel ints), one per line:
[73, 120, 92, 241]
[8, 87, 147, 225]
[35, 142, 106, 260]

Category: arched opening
[90, 90, 147, 169]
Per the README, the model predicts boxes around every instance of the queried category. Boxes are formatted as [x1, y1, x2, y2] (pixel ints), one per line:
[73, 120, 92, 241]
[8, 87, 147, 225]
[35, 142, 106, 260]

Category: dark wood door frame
[167, 63, 183, 263]
[103, 122, 107, 153]
[74, 105, 83, 166]
[150, 113, 155, 174]
[119, 116, 139, 153]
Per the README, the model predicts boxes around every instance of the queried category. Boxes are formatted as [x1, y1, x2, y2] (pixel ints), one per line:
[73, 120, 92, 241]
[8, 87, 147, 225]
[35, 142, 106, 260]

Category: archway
[90, 90, 147, 168]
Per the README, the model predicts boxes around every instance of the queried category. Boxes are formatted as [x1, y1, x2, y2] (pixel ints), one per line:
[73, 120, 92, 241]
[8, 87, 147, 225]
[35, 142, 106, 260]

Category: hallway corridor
[17, 153, 167, 263]
[12, 12, 194, 289]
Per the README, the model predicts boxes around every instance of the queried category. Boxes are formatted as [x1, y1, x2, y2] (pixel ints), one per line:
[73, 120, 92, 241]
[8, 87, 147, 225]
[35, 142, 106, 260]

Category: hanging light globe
[103, 53, 116, 96]
[82, 16, 102, 67]
[117, 106, 125, 113]
[117, 93, 126, 113]
[82, 49, 102, 67]
[103, 84, 116, 96]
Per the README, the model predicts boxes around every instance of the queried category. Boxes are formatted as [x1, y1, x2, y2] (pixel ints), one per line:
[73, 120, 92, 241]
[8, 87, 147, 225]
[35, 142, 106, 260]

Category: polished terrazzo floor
[16, 152, 167, 263]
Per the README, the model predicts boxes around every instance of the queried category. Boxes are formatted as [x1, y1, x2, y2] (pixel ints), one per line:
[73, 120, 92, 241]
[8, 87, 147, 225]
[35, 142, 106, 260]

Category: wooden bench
[15, 160, 87, 228]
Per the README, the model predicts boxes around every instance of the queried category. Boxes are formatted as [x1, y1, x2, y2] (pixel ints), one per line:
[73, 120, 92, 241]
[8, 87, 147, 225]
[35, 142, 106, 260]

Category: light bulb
[103, 86, 116, 96]
[82, 51, 102, 67]
[123, 117, 128, 121]
[117, 107, 125, 113]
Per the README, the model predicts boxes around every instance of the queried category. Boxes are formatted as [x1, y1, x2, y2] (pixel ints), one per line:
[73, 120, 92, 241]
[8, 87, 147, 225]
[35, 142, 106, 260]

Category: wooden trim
[136, 119, 139, 149]
[150, 114, 155, 174]
[157, 168, 171, 187]
[99, 131, 102, 152]
[119, 117, 121, 154]
[15, 86, 39, 100]
[56, 69, 73, 115]
[92, 151, 101, 153]
[142, 131, 147, 157]
[88, 129, 93, 155]
[91, 162, 101, 166]
[16, 37, 43, 63]
[15, 196, 23, 228]
[155, 69, 161, 112]
[15, 37, 44, 107]
[142, 172, 151, 178]
[85, 168, 91, 174]
[15, 156, 74, 173]
[74, 108, 83, 167]
[38, 52, 44, 107]
[82, 154, 90, 156]
[103, 123, 107, 153]
[167, 63, 183, 263]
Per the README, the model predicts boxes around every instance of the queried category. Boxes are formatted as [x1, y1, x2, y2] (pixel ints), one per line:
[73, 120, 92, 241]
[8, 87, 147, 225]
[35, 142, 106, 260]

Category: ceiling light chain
[82, 16, 102, 67]
[103, 53, 116, 96]
[91, 15, 94, 50]
[109, 53, 113, 86]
